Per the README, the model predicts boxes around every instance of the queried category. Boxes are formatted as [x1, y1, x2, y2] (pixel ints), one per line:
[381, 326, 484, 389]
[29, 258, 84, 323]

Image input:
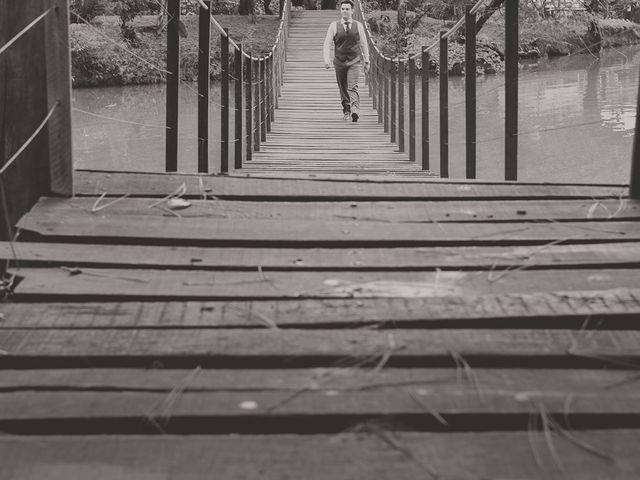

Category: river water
[72, 46, 639, 183]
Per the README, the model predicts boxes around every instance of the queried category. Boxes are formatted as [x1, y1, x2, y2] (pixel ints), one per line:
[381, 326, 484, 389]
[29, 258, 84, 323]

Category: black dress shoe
[351, 112, 359, 123]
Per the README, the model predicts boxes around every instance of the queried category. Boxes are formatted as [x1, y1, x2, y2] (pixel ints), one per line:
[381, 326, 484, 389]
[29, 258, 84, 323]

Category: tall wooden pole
[390, 60, 397, 143]
[220, 28, 230, 173]
[409, 57, 416, 163]
[631, 65, 640, 199]
[505, 0, 519, 180]
[245, 55, 253, 161]
[439, 31, 449, 178]
[197, 0, 211, 173]
[421, 47, 430, 171]
[398, 60, 405, 152]
[234, 44, 244, 170]
[465, 4, 477, 179]
[165, 0, 180, 172]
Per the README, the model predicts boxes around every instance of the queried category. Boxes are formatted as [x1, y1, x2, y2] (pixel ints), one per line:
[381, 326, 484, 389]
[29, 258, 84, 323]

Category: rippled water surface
[72, 46, 639, 183]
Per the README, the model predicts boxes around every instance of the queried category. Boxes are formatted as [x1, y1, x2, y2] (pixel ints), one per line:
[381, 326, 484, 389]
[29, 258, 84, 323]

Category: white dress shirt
[323, 19, 370, 66]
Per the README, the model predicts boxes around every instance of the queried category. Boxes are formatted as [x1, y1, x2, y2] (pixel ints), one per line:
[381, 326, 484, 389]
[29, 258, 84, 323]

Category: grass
[71, 14, 281, 87]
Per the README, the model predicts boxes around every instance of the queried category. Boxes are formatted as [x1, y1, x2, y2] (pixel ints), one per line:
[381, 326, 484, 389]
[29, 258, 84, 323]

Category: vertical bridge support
[0, 0, 72, 245]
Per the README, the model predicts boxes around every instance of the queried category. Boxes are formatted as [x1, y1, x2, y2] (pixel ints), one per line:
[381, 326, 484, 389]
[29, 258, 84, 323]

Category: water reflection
[72, 46, 639, 183]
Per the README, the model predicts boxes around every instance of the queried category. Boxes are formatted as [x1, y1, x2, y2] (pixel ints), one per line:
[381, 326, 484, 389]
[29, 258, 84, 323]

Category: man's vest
[333, 20, 361, 67]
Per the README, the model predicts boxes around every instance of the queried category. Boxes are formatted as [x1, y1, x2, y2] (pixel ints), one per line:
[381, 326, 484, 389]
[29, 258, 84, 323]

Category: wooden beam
[44, 0, 73, 196]
[0, 0, 53, 241]
[165, 0, 180, 172]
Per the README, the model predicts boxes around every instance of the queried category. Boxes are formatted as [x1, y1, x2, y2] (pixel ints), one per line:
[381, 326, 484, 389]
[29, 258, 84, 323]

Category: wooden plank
[44, 0, 73, 196]
[27, 197, 640, 222]
[16, 213, 640, 246]
[2, 368, 640, 420]
[10, 267, 640, 300]
[2, 288, 640, 328]
[73, 171, 628, 199]
[0, 328, 639, 363]
[4, 241, 640, 271]
[0, 368, 634, 395]
[0, 432, 638, 479]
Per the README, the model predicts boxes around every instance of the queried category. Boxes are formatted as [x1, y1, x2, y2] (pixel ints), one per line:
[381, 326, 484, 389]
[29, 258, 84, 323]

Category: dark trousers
[334, 61, 361, 115]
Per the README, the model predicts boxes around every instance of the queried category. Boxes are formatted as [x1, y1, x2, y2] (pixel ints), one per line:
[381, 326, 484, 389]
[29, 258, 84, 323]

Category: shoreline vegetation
[71, 8, 640, 87]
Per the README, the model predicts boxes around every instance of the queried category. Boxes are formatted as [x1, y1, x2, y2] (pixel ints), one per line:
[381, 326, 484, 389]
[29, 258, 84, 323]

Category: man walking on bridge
[323, 0, 370, 123]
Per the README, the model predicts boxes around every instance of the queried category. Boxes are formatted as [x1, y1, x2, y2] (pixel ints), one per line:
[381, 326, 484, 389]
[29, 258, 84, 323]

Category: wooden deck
[1, 170, 640, 478]
[238, 10, 433, 177]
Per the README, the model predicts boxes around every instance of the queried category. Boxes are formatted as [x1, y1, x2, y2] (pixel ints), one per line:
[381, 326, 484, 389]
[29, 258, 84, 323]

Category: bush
[69, 0, 107, 24]
[113, 0, 157, 42]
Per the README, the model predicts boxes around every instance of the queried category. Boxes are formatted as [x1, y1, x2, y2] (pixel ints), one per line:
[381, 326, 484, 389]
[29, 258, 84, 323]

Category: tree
[398, 0, 407, 29]
[239, 0, 255, 14]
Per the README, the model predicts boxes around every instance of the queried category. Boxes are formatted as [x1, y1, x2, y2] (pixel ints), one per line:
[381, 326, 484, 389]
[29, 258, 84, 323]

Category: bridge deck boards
[238, 10, 432, 178]
[1, 168, 639, 477]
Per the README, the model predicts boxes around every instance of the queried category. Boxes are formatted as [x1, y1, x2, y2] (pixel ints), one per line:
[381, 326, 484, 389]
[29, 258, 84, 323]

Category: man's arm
[357, 21, 370, 66]
[323, 22, 336, 67]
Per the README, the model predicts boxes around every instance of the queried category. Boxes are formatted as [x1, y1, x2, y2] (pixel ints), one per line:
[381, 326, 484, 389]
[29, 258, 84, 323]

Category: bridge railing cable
[354, 0, 518, 179]
[165, 0, 291, 173]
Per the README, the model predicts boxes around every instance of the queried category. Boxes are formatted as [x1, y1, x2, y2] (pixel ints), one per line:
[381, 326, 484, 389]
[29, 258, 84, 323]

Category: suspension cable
[0, 8, 53, 58]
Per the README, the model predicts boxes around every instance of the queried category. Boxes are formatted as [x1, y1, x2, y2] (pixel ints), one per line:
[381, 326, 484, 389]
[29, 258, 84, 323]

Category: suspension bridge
[1, 0, 640, 478]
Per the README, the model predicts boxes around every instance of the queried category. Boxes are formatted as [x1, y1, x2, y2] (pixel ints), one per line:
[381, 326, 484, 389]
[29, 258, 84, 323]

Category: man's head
[340, 0, 354, 21]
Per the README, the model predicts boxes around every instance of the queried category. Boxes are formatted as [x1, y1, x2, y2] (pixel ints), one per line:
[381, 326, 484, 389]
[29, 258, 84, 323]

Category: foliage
[69, 0, 108, 24]
[70, 14, 281, 87]
[113, 0, 157, 42]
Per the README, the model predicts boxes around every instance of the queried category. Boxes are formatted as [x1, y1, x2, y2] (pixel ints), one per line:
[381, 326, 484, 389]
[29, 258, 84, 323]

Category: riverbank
[366, 11, 640, 75]
[71, 15, 280, 87]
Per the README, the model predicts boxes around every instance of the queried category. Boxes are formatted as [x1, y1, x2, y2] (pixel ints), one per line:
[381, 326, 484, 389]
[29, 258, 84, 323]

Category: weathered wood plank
[10, 268, 640, 300]
[0, 328, 637, 361]
[3, 242, 640, 270]
[73, 171, 628, 199]
[1, 432, 638, 479]
[2, 288, 640, 328]
[16, 214, 640, 246]
[2, 370, 640, 419]
[27, 197, 640, 222]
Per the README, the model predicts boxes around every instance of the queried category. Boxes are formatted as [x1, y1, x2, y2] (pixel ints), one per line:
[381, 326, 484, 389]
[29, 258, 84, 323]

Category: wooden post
[505, 0, 518, 181]
[268, 55, 275, 126]
[390, 60, 397, 144]
[398, 60, 405, 152]
[265, 56, 271, 133]
[631, 65, 640, 199]
[234, 44, 244, 170]
[0, 0, 73, 243]
[377, 56, 383, 124]
[220, 29, 230, 173]
[274, 49, 280, 109]
[45, 0, 73, 196]
[383, 58, 389, 133]
[409, 57, 416, 163]
[165, 0, 180, 172]
[245, 55, 253, 161]
[465, 4, 476, 179]
[260, 58, 267, 142]
[421, 47, 430, 171]
[253, 58, 261, 151]
[371, 54, 377, 110]
[439, 31, 449, 178]
[197, 0, 211, 173]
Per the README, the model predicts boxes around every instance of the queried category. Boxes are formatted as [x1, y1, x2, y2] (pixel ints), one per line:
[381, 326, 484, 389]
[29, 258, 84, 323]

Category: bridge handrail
[354, 0, 489, 63]
[352, 0, 519, 181]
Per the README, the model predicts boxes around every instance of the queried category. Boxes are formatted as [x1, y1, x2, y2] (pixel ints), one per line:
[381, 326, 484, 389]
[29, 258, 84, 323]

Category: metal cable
[0, 7, 53, 58]
[0, 101, 59, 177]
